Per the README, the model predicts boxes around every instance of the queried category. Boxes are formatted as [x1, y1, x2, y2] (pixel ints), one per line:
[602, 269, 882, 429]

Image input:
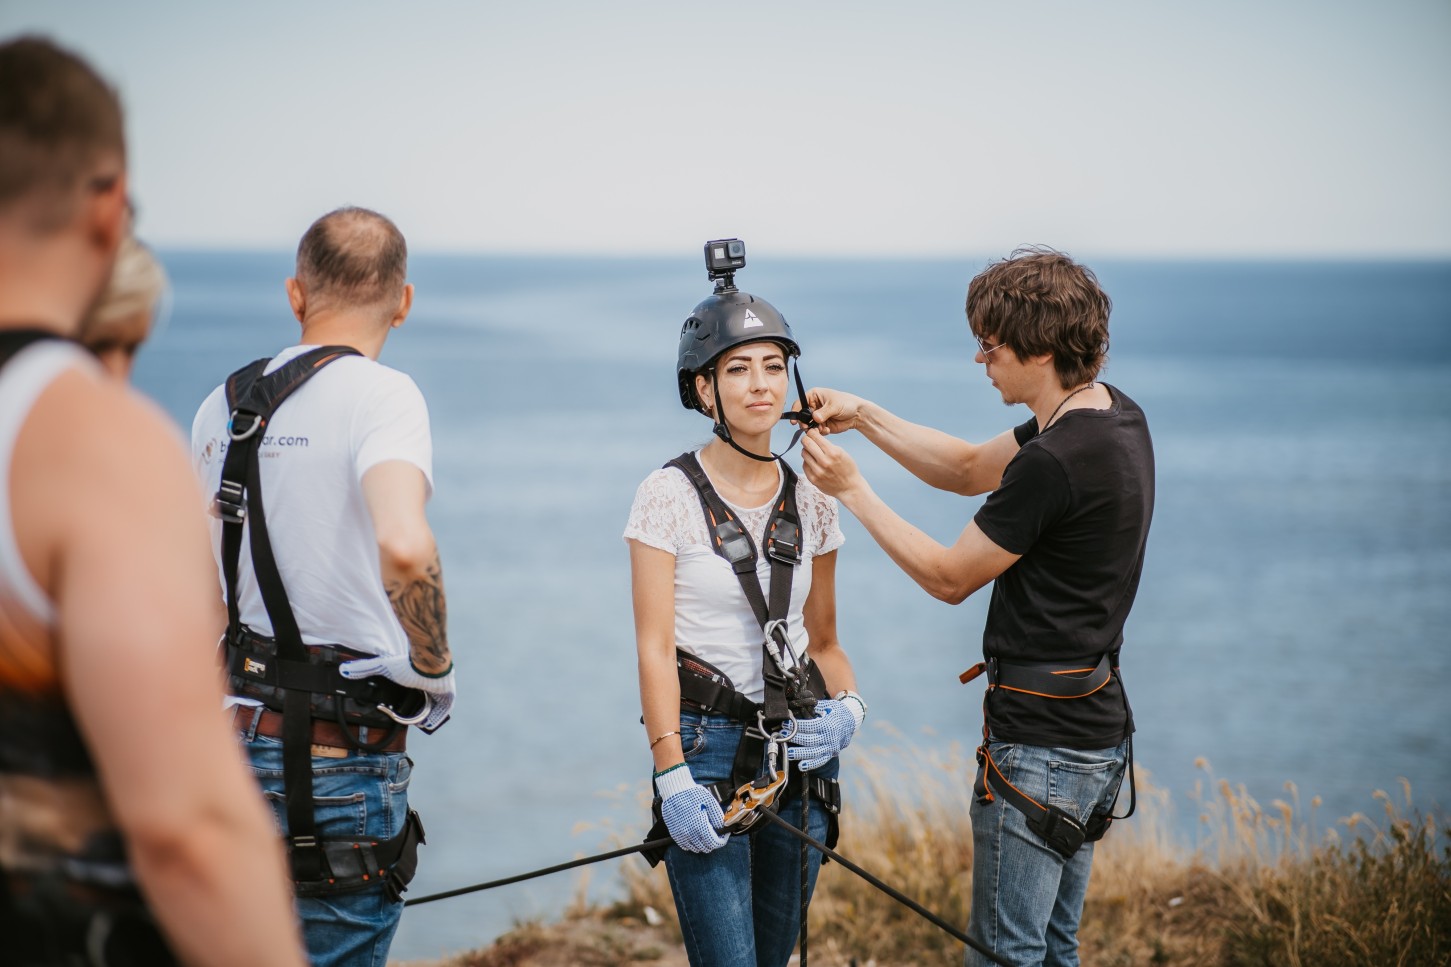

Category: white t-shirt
[191, 345, 433, 662]
[623, 453, 844, 703]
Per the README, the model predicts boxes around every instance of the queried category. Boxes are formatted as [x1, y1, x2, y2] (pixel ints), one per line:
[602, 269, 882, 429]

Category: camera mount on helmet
[677, 239, 816, 463]
[704, 238, 748, 293]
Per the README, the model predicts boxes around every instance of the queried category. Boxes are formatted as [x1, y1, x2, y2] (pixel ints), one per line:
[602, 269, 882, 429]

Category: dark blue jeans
[967, 738, 1129, 967]
[663, 711, 840, 967]
[242, 732, 413, 967]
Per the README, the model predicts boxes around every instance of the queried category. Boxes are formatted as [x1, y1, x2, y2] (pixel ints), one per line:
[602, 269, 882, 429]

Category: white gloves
[338, 654, 455, 733]
[655, 764, 729, 853]
[786, 692, 866, 771]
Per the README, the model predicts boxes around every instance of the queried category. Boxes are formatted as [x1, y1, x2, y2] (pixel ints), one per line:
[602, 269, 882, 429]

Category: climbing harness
[961, 653, 1137, 859]
[642, 450, 839, 863]
[212, 345, 427, 900]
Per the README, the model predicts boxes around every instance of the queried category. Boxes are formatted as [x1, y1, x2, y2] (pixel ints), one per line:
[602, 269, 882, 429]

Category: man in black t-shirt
[801, 246, 1153, 967]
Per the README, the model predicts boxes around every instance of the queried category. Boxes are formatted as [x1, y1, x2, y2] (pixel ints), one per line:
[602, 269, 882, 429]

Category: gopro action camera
[704, 238, 746, 287]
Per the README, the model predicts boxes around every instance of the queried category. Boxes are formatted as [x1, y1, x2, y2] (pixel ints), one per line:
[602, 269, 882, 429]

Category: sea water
[134, 253, 1451, 962]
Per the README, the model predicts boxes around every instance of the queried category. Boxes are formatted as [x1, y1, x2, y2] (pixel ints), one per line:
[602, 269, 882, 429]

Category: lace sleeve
[797, 476, 845, 558]
[623, 468, 704, 553]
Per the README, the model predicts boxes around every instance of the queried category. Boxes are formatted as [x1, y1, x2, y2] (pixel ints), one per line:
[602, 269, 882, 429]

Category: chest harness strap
[214, 346, 425, 899]
[960, 654, 1137, 859]
[643, 452, 840, 866]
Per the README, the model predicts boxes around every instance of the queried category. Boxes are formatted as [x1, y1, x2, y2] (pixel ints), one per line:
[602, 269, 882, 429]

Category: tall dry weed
[604, 743, 1449, 966]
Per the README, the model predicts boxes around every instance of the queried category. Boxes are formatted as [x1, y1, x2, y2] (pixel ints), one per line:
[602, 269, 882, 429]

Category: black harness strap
[0, 329, 63, 368]
[664, 451, 816, 727]
[214, 346, 369, 881]
[642, 453, 834, 869]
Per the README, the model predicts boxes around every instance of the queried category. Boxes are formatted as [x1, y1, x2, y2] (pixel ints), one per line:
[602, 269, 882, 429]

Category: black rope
[757, 807, 1012, 967]
[799, 780, 810, 967]
[402, 838, 673, 907]
[405, 814, 1012, 967]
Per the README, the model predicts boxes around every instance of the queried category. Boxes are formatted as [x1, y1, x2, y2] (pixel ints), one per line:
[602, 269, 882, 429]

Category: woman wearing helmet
[624, 282, 867, 966]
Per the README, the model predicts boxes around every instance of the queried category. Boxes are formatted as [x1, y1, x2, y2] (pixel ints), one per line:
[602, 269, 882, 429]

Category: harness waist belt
[959, 652, 1113, 699]
[233, 706, 407, 754]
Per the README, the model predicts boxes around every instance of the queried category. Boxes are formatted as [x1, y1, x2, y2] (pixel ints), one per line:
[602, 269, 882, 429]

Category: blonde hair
[83, 235, 167, 332]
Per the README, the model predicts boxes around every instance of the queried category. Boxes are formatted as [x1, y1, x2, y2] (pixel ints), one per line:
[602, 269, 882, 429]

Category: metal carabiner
[376, 699, 430, 727]
[720, 715, 795, 832]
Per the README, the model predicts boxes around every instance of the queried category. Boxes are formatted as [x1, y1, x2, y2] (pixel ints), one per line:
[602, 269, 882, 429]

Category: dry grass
[417, 740, 1451, 966]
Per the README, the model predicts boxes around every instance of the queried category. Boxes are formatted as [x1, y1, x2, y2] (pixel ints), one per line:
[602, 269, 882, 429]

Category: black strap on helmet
[708, 357, 818, 463]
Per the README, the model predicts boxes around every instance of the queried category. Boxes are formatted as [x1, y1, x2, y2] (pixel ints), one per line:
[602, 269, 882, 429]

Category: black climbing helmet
[676, 288, 800, 414]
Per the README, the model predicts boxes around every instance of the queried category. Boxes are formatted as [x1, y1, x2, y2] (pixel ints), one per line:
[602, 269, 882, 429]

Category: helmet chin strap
[709, 361, 817, 463]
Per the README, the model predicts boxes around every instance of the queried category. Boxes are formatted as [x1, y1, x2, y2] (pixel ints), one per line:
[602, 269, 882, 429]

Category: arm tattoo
[386, 552, 451, 674]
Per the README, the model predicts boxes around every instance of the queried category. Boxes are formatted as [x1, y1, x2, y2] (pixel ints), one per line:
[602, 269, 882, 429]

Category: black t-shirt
[972, 384, 1154, 749]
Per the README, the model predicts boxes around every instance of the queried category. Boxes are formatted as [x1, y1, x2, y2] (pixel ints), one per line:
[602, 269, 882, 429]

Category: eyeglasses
[974, 335, 1010, 357]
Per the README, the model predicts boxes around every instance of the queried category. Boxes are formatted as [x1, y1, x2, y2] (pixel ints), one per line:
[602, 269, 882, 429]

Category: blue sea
[134, 253, 1451, 963]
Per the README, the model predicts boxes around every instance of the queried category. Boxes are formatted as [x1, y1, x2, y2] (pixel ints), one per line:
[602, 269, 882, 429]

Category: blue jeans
[242, 732, 413, 967]
[664, 712, 840, 967]
[967, 739, 1128, 967]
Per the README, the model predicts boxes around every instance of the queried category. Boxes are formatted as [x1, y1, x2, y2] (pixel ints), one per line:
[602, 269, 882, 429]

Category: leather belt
[232, 706, 407, 755]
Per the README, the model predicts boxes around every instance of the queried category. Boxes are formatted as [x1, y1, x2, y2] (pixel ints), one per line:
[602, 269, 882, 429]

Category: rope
[756, 807, 1012, 967]
[402, 838, 672, 907]
[404, 814, 1013, 967]
[799, 781, 810, 967]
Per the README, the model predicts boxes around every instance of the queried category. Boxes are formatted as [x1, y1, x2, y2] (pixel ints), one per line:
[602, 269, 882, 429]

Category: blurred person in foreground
[78, 233, 167, 379]
[0, 34, 306, 967]
[799, 247, 1152, 967]
[191, 206, 453, 967]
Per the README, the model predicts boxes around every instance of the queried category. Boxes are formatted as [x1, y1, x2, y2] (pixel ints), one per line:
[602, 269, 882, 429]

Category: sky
[3, 0, 1448, 258]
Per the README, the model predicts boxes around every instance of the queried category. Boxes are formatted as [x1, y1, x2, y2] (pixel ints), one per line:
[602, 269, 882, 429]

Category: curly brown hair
[965, 245, 1111, 389]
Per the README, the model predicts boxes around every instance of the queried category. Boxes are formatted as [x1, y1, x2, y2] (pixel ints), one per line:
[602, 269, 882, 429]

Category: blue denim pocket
[678, 723, 708, 762]
[1045, 746, 1125, 825]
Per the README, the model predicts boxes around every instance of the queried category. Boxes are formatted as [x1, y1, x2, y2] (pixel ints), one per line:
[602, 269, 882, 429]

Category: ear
[389, 283, 414, 329]
[86, 170, 128, 258]
[694, 371, 715, 417]
[285, 277, 307, 324]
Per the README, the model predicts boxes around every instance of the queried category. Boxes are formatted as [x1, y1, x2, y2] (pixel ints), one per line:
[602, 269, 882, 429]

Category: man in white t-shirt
[191, 207, 454, 967]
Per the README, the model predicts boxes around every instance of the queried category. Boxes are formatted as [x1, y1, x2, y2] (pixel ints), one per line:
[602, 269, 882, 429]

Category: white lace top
[623, 452, 845, 702]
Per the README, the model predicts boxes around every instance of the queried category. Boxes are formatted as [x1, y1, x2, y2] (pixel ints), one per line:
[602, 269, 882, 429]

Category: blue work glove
[338, 654, 455, 733]
[655, 764, 729, 853]
[785, 692, 867, 771]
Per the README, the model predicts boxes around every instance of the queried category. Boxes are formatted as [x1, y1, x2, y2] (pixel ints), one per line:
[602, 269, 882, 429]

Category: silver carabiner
[376, 699, 430, 726]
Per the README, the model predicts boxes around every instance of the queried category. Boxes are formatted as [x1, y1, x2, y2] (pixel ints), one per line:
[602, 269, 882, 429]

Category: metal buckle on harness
[228, 410, 264, 441]
[766, 519, 801, 566]
[210, 479, 246, 523]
